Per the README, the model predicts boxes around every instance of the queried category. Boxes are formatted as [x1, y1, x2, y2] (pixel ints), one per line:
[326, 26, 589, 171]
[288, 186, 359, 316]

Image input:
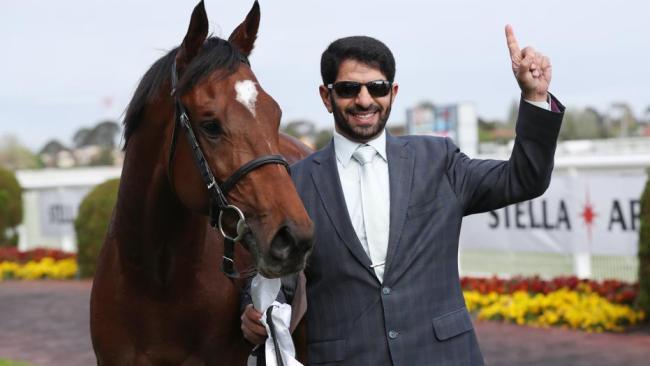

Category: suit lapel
[384, 134, 414, 283]
[310, 141, 374, 275]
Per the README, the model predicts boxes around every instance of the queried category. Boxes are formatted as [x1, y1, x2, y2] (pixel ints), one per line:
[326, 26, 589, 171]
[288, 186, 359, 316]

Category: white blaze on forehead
[235, 80, 258, 117]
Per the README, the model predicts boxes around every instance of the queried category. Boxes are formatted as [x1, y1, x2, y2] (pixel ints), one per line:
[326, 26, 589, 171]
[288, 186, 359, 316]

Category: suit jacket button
[388, 330, 399, 339]
[382, 287, 391, 295]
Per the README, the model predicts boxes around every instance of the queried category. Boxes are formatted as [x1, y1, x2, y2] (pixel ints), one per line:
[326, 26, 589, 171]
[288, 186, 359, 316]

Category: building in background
[406, 102, 478, 157]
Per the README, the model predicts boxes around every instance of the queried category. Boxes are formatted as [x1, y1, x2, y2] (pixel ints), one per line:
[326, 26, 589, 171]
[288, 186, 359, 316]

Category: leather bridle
[168, 58, 289, 278]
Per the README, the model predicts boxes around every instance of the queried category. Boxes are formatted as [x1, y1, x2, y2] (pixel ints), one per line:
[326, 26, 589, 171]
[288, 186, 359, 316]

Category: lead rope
[266, 307, 285, 366]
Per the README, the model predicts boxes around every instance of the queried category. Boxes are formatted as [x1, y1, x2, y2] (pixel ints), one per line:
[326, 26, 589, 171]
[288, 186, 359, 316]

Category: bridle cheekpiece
[169, 58, 290, 278]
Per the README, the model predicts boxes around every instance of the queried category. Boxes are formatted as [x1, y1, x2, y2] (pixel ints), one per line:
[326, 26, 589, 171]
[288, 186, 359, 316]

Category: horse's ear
[227, 0, 260, 57]
[175, 1, 209, 74]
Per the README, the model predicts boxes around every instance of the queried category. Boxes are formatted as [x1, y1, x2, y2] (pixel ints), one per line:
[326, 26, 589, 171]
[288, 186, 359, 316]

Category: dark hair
[320, 36, 396, 85]
[122, 37, 242, 149]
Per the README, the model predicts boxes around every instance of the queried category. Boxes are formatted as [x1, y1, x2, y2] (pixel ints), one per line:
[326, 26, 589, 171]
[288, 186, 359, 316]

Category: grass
[0, 360, 35, 366]
[459, 250, 638, 281]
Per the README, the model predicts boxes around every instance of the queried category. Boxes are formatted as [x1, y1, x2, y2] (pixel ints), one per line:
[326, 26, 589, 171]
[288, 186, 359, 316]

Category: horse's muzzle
[260, 222, 313, 277]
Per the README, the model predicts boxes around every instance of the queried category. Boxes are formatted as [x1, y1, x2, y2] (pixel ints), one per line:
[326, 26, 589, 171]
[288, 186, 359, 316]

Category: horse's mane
[122, 37, 243, 149]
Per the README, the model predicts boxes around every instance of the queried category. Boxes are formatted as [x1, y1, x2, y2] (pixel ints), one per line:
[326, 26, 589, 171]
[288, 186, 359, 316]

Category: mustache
[346, 104, 382, 114]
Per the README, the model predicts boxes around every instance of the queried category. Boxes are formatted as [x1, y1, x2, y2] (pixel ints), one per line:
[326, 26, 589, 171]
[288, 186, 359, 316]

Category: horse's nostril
[269, 226, 294, 261]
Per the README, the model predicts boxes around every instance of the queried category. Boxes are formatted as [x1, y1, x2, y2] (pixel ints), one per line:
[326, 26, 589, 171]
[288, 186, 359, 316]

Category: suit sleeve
[446, 95, 564, 216]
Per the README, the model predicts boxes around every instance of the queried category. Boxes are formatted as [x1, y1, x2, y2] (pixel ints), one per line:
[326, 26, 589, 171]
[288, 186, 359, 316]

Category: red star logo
[580, 187, 597, 244]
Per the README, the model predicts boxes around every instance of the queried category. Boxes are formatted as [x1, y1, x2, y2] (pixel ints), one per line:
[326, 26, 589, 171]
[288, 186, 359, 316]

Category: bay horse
[90, 1, 313, 364]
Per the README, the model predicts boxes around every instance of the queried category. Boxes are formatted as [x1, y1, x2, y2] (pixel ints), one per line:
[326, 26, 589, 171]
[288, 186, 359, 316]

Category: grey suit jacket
[281, 98, 562, 365]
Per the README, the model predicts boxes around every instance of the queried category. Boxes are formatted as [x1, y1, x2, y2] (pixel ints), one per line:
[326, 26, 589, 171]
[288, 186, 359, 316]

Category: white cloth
[247, 274, 302, 366]
[250, 274, 282, 312]
[333, 130, 390, 282]
[260, 302, 300, 366]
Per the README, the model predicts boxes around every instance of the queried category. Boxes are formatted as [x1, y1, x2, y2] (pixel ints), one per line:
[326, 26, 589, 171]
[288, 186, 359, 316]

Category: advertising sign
[39, 188, 90, 237]
[460, 173, 645, 256]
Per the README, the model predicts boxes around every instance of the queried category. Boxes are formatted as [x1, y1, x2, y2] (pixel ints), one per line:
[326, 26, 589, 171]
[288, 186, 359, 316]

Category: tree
[71, 120, 120, 149]
[314, 129, 333, 150]
[282, 119, 333, 150]
[87, 120, 120, 148]
[39, 139, 69, 155]
[282, 120, 316, 139]
[638, 172, 650, 314]
[89, 147, 115, 166]
[72, 128, 91, 148]
[0, 135, 40, 170]
[558, 109, 583, 140]
[606, 103, 638, 138]
[559, 107, 613, 141]
[506, 99, 519, 128]
[75, 178, 119, 277]
[39, 139, 73, 168]
[0, 166, 22, 247]
[477, 117, 497, 143]
[583, 107, 608, 139]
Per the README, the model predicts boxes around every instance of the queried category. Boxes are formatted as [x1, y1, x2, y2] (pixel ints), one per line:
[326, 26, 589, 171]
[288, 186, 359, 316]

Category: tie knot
[353, 144, 377, 165]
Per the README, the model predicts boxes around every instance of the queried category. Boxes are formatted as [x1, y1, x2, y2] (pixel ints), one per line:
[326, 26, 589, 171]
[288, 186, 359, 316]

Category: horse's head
[163, 1, 312, 278]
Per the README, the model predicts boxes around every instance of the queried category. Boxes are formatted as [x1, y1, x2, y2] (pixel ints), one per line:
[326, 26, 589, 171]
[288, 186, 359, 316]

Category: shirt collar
[333, 128, 387, 168]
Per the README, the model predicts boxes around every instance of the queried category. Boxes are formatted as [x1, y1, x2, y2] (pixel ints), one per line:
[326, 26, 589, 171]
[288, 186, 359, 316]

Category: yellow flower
[1, 258, 78, 280]
[464, 287, 644, 332]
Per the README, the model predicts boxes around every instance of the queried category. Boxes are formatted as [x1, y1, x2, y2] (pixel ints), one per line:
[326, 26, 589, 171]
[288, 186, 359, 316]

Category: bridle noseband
[169, 59, 289, 278]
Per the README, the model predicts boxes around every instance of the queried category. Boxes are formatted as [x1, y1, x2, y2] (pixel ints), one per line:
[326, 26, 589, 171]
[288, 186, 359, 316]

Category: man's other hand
[241, 304, 268, 345]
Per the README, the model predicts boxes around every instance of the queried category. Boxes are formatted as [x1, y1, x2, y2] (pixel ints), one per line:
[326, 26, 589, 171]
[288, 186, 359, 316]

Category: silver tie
[352, 144, 388, 282]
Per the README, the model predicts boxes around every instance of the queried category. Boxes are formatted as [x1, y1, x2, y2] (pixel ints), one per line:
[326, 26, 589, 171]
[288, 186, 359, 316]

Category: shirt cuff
[523, 94, 551, 111]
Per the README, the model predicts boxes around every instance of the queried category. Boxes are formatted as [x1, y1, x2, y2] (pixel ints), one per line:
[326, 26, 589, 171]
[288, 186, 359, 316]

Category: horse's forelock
[122, 37, 243, 150]
[176, 37, 243, 95]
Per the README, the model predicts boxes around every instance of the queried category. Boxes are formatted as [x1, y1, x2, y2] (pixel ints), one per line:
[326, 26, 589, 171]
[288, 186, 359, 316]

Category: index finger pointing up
[505, 24, 521, 60]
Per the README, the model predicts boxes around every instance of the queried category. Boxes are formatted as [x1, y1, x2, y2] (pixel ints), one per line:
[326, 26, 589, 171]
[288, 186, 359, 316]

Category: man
[242, 26, 563, 365]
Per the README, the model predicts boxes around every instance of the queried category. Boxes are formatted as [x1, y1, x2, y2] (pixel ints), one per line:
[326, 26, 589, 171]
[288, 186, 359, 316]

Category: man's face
[319, 59, 398, 143]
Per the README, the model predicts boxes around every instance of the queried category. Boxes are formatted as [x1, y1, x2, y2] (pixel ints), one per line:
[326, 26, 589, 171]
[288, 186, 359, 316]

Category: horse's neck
[279, 132, 314, 163]
[110, 129, 208, 284]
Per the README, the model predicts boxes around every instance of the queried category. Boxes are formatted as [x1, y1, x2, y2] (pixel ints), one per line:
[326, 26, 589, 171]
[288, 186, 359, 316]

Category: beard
[332, 101, 392, 143]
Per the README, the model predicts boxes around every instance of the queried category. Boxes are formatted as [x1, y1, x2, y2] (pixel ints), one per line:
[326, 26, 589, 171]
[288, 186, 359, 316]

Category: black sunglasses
[327, 80, 393, 98]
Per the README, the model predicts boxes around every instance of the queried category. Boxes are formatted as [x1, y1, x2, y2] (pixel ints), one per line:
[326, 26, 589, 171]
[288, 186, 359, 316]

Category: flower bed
[0, 248, 78, 280]
[0, 247, 76, 262]
[462, 276, 645, 332]
[461, 275, 638, 305]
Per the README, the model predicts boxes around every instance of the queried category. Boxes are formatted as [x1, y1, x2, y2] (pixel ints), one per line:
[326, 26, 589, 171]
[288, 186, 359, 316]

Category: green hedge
[638, 173, 650, 314]
[74, 178, 119, 278]
[0, 167, 22, 247]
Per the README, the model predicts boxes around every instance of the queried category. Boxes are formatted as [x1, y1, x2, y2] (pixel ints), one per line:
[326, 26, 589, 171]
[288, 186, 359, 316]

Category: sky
[1, 0, 649, 151]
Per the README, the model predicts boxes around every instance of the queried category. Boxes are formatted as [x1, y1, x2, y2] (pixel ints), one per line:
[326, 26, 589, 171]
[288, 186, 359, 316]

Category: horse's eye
[200, 121, 223, 138]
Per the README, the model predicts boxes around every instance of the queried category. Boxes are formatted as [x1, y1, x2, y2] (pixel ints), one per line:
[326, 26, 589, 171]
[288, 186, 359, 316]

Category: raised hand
[505, 24, 551, 102]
